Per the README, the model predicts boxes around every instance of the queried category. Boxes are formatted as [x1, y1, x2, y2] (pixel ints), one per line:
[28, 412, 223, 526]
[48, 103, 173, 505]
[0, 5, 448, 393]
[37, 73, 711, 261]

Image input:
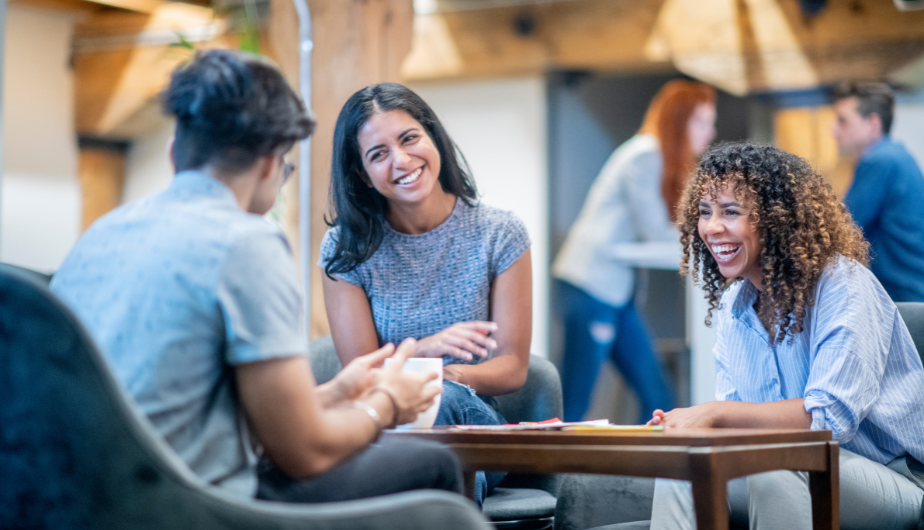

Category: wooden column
[77, 139, 128, 232]
[267, 0, 413, 338]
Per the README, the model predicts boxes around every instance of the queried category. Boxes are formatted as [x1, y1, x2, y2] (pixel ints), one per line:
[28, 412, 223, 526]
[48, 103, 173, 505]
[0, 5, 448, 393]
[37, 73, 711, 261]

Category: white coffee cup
[384, 357, 443, 430]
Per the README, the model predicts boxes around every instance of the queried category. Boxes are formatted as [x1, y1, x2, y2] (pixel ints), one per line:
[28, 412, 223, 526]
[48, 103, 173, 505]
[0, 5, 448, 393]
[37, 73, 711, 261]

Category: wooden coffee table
[384, 428, 838, 530]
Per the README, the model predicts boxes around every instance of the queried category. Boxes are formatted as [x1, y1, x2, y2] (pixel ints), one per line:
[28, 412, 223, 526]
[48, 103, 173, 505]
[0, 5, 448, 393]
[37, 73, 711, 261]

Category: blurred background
[3, 0, 924, 422]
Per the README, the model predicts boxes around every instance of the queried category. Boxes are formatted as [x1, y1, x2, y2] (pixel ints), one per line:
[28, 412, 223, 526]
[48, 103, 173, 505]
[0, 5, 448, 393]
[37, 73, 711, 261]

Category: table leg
[690, 449, 729, 530]
[808, 442, 839, 530]
[463, 471, 476, 501]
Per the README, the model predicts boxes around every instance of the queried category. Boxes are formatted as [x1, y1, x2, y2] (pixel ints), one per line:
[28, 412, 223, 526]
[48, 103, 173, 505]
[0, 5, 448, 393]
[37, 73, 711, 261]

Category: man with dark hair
[51, 50, 462, 505]
[833, 81, 924, 302]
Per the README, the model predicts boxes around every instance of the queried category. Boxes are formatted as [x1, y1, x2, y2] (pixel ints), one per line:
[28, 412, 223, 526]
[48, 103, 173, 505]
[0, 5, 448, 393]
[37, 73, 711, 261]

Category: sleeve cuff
[804, 393, 831, 432]
[803, 391, 858, 442]
[809, 407, 827, 431]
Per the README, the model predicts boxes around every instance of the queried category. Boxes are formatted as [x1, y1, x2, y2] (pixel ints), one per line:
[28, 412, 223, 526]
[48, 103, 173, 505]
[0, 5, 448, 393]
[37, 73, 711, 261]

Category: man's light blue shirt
[51, 171, 307, 497]
[714, 256, 924, 465]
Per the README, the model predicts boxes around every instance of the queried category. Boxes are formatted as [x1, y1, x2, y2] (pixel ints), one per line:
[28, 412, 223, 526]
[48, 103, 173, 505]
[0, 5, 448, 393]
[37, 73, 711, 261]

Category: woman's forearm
[653, 398, 812, 429]
[444, 352, 528, 396]
[711, 398, 812, 429]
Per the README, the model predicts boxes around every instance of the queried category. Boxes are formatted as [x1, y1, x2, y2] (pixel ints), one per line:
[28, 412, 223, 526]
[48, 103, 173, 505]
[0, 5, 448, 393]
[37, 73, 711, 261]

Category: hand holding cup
[377, 338, 442, 427]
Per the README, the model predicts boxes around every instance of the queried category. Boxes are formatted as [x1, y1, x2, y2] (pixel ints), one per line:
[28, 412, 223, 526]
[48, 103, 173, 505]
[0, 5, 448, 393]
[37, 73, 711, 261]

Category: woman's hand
[415, 321, 498, 361]
[443, 364, 463, 383]
[376, 338, 443, 426]
[646, 403, 718, 429]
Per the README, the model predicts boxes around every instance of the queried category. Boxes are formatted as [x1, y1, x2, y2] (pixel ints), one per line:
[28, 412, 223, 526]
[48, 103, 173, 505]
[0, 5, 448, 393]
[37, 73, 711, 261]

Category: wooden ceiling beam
[83, 0, 164, 14]
[403, 0, 672, 81]
[73, 2, 227, 138]
[8, 0, 99, 13]
[403, 0, 924, 94]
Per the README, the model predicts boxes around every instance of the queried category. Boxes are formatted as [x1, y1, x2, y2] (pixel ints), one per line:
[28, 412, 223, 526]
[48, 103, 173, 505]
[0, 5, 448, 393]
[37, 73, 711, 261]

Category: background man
[833, 81, 924, 302]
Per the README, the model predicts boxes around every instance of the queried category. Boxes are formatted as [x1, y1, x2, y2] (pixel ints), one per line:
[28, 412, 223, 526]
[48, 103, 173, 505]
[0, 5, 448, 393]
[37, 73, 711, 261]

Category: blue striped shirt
[714, 255, 924, 465]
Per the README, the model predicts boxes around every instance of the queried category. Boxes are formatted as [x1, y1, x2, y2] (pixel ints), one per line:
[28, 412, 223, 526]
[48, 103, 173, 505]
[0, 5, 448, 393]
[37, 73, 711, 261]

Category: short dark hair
[161, 49, 315, 174]
[324, 83, 478, 276]
[833, 81, 895, 135]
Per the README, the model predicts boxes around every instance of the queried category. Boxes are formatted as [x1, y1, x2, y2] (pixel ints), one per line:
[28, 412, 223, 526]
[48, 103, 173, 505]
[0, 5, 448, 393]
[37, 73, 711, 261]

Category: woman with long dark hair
[649, 142, 924, 530]
[553, 80, 716, 422]
[320, 82, 533, 505]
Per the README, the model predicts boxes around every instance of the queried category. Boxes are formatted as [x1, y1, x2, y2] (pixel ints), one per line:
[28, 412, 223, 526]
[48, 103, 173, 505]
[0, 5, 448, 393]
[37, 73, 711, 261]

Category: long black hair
[325, 83, 478, 276]
[161, 49, 314, 174]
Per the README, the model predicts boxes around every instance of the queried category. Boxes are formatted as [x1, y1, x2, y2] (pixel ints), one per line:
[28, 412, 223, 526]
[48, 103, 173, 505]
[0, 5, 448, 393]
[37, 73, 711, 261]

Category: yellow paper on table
[451, 419, 663, 432]
[562, 424, 663, 433]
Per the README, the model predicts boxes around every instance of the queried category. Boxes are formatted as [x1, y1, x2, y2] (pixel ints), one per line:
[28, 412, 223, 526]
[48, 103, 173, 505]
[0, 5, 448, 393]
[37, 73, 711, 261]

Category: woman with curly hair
[649, 143, 924, 530]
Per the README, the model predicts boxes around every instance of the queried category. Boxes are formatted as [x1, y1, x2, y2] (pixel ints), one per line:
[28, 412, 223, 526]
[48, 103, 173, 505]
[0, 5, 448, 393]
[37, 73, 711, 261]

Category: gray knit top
[319, 199, 530, 366]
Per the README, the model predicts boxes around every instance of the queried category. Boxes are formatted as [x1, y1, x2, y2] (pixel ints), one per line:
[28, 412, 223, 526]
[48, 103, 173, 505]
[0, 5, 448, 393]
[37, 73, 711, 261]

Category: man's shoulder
[862, 139, 920, 171]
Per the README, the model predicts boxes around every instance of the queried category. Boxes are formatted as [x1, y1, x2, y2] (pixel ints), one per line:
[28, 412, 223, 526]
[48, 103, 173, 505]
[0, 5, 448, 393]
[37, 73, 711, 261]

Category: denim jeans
[650, 447, 924, 530]
[558, 280, 675, 423]
[434, 379, 508, 507]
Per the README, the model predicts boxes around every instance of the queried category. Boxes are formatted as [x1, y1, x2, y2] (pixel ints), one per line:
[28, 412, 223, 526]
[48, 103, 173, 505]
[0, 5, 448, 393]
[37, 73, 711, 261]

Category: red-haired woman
[553, 80, 716, 422]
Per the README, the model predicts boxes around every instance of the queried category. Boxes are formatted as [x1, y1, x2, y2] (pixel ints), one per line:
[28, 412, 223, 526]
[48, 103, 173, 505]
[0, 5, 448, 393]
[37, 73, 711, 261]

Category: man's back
[51, 171, 306, 497]
[844, 138, 924, 302]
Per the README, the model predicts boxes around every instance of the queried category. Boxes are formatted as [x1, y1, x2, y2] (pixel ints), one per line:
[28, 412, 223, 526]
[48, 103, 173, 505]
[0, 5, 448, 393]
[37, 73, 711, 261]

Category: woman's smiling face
[356, 109, 442, 207]
[697, 183, 764, 290]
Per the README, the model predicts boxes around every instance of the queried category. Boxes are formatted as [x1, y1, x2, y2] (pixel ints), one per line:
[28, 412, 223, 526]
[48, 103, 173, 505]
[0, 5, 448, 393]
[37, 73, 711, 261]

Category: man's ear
[869, 113, 884, 136]
[168, 136, 176, 172]
[257, 155, 277, 181]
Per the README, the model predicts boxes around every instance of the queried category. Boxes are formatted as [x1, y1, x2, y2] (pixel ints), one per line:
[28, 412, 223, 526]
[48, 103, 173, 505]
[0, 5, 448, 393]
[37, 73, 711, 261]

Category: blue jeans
[434, 379, 507, 507]
[558, 280, 675, 423]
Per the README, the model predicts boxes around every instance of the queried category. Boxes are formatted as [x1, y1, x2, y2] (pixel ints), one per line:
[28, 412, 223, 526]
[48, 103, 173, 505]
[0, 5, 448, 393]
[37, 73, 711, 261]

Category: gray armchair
[489, 354, 563, 529]
[0, 268, 489, 530]
[896, 302, 924, 364]
[308, 337, 563, 529]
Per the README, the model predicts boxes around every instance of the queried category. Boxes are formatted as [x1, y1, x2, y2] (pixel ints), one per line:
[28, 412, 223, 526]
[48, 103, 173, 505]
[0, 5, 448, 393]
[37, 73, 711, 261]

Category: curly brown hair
[678, 142, 869, 342]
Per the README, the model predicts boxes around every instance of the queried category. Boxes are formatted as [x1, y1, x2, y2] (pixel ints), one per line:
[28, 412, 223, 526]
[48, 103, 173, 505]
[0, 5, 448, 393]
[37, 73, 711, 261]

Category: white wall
[411, 77, 550, 358]
[123, 120, 174, 203]
[1, 5, 79, 273]
[892, 102, 924, 171]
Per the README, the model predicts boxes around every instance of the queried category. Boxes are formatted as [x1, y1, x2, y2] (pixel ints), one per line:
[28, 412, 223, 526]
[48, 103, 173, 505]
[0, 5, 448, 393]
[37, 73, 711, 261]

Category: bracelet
[351, 400, 383, 441]
[371, 387, 400, 428]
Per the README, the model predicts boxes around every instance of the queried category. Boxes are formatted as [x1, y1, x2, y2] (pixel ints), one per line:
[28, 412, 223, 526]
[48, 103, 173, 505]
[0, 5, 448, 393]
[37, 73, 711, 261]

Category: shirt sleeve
[844, 155, 893, 230]
[623, 148, 678, 242]
[802, 263, 889, 443]
[492, 213, 531, 280]
[217, 224, 309, 365]
[317, 227, 364, 287]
